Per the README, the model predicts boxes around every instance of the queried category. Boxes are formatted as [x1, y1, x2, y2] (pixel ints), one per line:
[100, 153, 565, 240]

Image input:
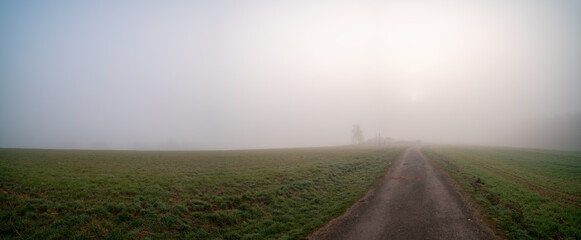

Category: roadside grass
[0, 146, 404, 239]
[423, 146, 581, 239]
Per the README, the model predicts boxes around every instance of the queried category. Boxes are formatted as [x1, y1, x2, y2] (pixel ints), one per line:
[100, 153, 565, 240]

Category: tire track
[309, 146, 496, 240]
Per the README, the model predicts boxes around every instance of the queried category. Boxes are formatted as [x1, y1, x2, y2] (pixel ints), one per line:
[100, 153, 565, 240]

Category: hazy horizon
[1, 0, 580, 151]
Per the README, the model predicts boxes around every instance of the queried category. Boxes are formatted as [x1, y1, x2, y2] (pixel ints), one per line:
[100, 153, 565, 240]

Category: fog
[1, 0, 580, 151]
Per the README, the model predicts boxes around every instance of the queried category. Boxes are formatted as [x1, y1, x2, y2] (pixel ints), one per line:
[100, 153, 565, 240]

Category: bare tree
[351, 124, 364, 145]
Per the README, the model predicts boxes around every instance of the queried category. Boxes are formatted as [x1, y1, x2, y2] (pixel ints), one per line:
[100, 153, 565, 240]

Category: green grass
[423, 146, 581, 239]
[0, 146, 404, 239]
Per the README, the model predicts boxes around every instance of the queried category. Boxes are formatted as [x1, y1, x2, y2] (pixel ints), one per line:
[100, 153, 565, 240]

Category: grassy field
[0, 146, 404, 239]
[423, 146, 581, 239]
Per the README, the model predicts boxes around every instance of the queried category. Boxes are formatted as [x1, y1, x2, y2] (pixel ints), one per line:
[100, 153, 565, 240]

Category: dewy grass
[0, 146, 404, 239]
[423, 146, 581, 239]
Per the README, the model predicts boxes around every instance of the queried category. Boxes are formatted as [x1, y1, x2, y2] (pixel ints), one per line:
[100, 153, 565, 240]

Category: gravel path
[309, 146, 497, 240]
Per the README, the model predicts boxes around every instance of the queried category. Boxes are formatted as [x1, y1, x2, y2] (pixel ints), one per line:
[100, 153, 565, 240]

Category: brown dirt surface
[308, 146, 497, 240]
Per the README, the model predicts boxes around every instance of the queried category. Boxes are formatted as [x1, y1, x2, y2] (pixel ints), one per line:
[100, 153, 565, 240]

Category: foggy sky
[1, 0, 580, 150]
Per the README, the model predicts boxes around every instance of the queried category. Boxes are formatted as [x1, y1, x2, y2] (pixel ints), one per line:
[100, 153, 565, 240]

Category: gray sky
[1, 0, 580, 150]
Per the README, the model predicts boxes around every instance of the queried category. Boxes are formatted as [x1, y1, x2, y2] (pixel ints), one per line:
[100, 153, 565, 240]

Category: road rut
[309, 146, 496, 240]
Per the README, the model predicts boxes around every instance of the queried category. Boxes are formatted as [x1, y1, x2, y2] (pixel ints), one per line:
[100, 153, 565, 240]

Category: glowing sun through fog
[1, 0, 580, 150]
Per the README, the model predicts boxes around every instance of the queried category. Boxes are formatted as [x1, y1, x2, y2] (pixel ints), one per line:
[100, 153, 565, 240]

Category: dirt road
[309, 146, 496, 240]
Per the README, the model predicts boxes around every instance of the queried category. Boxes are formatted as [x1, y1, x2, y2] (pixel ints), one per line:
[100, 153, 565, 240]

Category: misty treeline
[351, 124, 364, 145]
[351, 124, 396, 146]
[512, 112, 581, 151]
[351, 111, 581, 151]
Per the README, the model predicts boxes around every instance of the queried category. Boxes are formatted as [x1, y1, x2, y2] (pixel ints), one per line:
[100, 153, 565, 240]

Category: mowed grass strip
[0, 146, 404, 239]
[423, 146, 581, 239]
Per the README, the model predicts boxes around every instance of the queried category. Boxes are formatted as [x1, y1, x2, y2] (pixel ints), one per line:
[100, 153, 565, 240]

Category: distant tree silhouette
[351, 124, 364, 145]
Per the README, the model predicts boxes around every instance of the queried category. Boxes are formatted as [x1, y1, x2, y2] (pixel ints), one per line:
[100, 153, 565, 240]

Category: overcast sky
[1, 0, 580, 150]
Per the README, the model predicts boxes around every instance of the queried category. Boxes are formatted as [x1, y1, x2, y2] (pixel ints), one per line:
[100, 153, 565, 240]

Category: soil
[308, 146, 497, 240]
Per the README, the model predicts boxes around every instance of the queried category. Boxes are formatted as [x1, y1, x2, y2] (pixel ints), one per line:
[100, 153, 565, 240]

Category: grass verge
[423, 145, 581, 239]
